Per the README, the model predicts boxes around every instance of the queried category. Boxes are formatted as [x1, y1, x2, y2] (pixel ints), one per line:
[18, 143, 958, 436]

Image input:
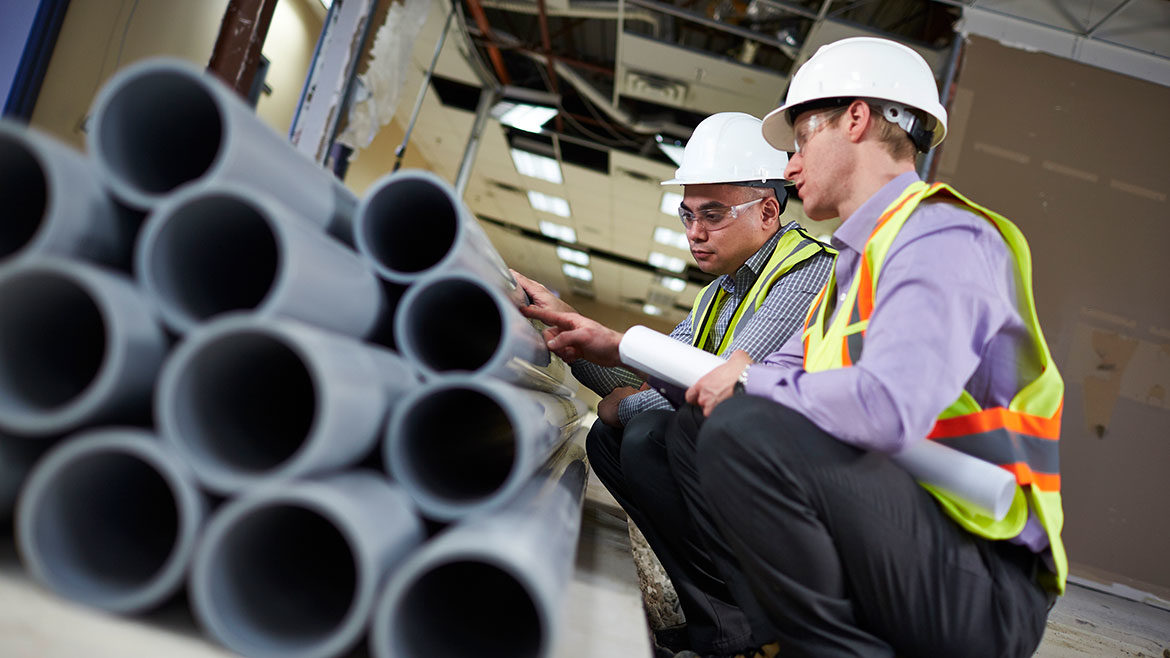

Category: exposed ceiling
[385, 0, 1170, 326]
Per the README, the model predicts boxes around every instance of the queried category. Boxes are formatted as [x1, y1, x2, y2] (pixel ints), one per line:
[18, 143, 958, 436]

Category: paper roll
[617, 325, 1018, 521]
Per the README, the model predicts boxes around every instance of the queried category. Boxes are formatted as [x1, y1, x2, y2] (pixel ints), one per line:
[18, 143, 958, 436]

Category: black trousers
[664, 395, 1054, 658]
[586, 412, 778, 654]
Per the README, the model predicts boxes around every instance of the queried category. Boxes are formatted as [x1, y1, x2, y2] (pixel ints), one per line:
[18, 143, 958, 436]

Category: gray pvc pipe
[136, 183, 384, 337]
[0, 432, 48, 522]
[190, 471, 425, 658]
[0, 258, 167, 437]
[0, 119, 135, 268]
[395, 269, 576, 395]
[16, 428, 206, 614]
[354, 169, 520, 293]
[88, 57, 356, 243]
[384, 375, 585, 521]
[157, 314, 420, 494]
[370, 441, 588, 658]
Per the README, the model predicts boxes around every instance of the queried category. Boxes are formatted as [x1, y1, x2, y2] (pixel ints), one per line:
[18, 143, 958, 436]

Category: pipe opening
[0, 273, 105, 414]
[0, 137, 47, 259]
[29, 451, 178, 598]
[402, 388, 515, 503]
[172, 332, 314, 474]
[395, 560, 542, 658]
[361, 178, 457, 275]
[405, 279, 502, 372]
[147, 195, 277, 325]
[97, 70, 222, 195]
[205, 504, 357, 648]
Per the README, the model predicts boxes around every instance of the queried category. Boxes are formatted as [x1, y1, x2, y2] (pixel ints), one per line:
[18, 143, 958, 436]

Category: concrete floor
[0, 471, 1166, 657]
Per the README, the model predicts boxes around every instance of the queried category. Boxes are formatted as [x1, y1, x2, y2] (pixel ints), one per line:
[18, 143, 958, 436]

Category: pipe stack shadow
[0, 57, 588, 658]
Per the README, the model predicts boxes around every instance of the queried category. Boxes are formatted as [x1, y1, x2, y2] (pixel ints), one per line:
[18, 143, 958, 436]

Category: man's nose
[685, 222, 707, 242]
[783, 153, 800, 180]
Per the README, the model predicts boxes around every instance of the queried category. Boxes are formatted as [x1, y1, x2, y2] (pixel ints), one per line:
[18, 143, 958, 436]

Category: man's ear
[844, 100, 872, 144]
[760, 195, 781, 228]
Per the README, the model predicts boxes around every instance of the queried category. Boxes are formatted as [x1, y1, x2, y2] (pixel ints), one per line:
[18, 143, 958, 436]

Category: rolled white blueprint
[618, 325, 1017, 520]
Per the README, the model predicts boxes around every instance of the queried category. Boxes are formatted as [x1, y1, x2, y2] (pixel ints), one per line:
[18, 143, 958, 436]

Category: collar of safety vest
[717, 224, 789, 294]
[831, 171, 922, 256]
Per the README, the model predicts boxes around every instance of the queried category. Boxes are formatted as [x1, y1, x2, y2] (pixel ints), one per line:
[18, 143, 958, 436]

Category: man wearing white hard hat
[515, 111, 834, 656]
[664, 37, 1066, 657]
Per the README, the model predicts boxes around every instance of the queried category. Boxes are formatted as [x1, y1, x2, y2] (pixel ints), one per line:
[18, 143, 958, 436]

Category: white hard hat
[761, 37, 948, 152]
[661, 112, 789, 187]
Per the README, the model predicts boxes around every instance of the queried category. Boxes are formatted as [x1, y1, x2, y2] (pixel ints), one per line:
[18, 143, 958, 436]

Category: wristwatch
[733, 364, 751, 395]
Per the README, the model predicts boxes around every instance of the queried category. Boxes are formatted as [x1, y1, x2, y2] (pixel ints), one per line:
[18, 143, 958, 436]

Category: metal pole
[455, 85, 498, 197]
[921, 34, 964, 181]
[206, 0, 279, 97]
[394, 7, 456, 172]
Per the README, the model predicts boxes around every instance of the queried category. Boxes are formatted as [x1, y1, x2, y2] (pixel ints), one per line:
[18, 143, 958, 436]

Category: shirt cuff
[743, 364, 789, 398]
[616, 394, 638, 427]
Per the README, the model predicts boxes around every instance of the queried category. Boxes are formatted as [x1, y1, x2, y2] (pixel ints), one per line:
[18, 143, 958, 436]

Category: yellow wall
[29, 0, 326, 150]
[30, 0, 230, 149]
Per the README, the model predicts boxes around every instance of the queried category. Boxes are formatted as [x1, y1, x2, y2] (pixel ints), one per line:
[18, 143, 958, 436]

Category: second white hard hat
[761, 37, 948, 152]
[661, 112, 789, 186]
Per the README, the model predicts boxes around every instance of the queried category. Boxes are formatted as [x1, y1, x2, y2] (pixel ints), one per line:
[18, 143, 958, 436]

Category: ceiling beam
[464, 0, 513, 84]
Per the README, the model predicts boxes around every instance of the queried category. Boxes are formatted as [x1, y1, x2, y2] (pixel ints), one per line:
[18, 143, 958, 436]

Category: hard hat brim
[761, 105, 796, 152]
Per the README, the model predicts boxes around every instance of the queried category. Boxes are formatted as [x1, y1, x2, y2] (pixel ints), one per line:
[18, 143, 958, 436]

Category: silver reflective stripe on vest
[932, 429, 1060, 474]
[690, 282, 723, 349]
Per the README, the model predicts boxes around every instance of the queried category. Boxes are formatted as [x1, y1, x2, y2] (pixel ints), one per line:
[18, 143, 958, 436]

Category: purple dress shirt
[742, 172, 1050, 551]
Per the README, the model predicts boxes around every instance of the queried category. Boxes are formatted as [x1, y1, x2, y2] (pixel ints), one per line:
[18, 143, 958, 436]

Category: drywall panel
[936, 35, 1170, 599]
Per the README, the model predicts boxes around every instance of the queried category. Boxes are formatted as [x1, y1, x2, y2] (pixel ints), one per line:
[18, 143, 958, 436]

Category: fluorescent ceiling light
[539, 220, 577, 243]
[556, 246, 590, 266]
[562, 263, 593, 282]
[653, 226, 689, 251]
[660, 276, 687, 292]
[643, 304, 663, 316]
[660, 191, 683, 216]
[319, 0, 332, 8]
[649, 251, 687, 273]
[528, 190, 571, 218]
[492, 101, 558, 133]
[510, 148, 563, 184]
[656, 134, 686, 167]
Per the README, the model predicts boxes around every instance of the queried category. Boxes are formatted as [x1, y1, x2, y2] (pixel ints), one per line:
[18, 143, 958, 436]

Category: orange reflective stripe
[927, 404, 1062, 441]
[1001, 462, 1061, 492]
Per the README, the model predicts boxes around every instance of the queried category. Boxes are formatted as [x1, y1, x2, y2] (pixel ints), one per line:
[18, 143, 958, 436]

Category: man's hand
[686, 349, 753, 417]
[598, 385, 645, 427]
[521, 305, 624, 367]
[512, 270, 576, 315]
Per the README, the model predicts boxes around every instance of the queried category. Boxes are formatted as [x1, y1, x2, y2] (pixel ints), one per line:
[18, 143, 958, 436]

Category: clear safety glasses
[677, 197, 763, 232]
[792, 106, 848, 154]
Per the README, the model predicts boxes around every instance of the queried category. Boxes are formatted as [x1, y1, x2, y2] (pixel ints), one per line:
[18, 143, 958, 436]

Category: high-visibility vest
[689, 225, 831, 356]
[801, 181, 1067, 593]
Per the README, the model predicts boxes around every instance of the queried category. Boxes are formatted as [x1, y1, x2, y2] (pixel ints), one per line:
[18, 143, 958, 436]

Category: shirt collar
[831, 171, 921, 255]
[718, 223, 790, 294]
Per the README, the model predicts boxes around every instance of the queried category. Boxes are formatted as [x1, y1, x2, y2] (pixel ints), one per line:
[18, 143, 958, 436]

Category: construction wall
[936, 34, 1170, 600]
[28, 0, 325, 149]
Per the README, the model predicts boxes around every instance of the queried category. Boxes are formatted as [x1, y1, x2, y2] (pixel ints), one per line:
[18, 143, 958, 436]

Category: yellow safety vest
[689, 225, 831, 356]
[801, 181, 1067, 593]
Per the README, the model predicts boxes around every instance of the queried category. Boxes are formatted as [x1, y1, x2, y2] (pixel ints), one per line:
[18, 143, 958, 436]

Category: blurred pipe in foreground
[385, 375, 585, 521]
[16, 428, 206, 613]
[136, 183, 384, 337]
[370, 441, 588, 658]
[0, 258, 167, 437]
[0, 120, 136, 269]
[88, 58, 356, 243]
[191, 471, 424, 658]
[157, 314, 419, 494]
[0, 433, 49, 522]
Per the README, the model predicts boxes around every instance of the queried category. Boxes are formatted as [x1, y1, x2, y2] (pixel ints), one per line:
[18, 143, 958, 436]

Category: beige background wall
[29, 0, 326, 149]
[936, 35, 1170, 598]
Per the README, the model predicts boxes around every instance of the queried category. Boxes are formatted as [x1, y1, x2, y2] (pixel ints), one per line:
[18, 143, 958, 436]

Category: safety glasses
[677, 197, 762, 232]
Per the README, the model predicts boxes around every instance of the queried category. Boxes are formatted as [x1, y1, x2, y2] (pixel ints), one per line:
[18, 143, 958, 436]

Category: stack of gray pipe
[0, 56, 589, 658]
